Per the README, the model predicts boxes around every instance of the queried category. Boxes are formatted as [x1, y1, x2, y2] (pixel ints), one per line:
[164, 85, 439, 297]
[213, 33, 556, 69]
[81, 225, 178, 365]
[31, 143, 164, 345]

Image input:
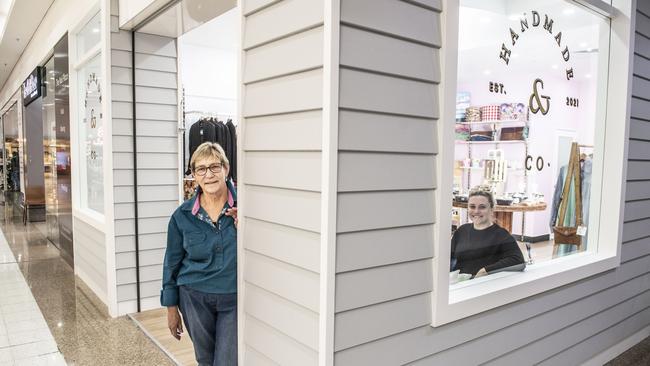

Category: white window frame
[69, 2, 105, 230]
[432, 0, 635, 326]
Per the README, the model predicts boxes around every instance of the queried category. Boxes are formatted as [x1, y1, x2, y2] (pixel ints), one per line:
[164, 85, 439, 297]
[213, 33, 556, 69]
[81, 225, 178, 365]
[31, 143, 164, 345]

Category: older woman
[451, 187, 525, 278]
[161, 142, 238, 366]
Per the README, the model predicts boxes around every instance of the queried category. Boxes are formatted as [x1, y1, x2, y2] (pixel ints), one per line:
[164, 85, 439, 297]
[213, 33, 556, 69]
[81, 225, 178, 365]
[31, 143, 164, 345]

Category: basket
[480, 105, 500, 121]
[500, 127, 526, 140]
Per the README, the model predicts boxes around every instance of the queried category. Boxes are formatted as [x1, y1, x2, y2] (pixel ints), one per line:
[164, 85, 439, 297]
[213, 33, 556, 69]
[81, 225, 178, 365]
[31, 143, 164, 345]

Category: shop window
[433, 0, 632, 325]
[77, 12, 102, 56]
[72, 9, 104, 217]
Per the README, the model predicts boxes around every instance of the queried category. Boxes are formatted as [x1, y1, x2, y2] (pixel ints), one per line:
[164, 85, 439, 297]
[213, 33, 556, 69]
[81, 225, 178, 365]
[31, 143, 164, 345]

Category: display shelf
[458, 166, 525, 171]
[456, 119, 528, 125]
[455, 140, 527, 144]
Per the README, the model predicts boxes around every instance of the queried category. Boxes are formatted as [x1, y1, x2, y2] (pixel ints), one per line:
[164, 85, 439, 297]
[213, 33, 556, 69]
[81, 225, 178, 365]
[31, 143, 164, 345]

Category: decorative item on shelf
[183, 178, 198, 201]
[465, 106, 481, 122]
[484, 149, 507, 195]
[480, 105, 500, 121]
[455, 124, 470, 140]
[454, 194, 469, 203]
[500, 126, 527, 140]
[456, 92, 471, 121]
[499, 102, 529, 121]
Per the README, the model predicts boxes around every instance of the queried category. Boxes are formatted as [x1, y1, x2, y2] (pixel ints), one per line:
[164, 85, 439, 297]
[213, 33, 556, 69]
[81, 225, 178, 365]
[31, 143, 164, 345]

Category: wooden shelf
[456, 119, 528, 125]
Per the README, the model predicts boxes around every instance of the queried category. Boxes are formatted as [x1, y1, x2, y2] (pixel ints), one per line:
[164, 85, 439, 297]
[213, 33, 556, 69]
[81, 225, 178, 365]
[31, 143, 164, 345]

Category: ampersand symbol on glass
[529, 78, 551, 115]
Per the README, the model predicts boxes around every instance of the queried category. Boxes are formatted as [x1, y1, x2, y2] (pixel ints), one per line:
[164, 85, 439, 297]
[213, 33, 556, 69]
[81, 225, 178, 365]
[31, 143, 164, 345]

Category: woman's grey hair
[190, 142, 229, 172]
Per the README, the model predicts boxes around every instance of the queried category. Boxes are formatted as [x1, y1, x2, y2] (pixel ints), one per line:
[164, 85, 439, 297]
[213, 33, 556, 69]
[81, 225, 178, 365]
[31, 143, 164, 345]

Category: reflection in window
[451, 1, 608, 284]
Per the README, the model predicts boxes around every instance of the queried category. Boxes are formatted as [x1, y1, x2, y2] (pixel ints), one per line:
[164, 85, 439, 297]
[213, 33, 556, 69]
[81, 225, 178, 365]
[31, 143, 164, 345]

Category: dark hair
[468, 186, 495, 208]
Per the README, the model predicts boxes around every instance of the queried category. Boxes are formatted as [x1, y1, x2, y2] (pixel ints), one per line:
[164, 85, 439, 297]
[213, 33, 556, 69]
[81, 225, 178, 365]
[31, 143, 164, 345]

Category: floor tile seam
[0, 337, 56, 351]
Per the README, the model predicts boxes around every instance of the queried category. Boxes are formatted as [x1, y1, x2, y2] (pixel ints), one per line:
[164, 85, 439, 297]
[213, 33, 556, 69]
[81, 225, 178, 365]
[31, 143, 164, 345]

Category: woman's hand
[475, 268, 488, 278]
[226, 207, 238, 229]
[167, 306, 183, 340]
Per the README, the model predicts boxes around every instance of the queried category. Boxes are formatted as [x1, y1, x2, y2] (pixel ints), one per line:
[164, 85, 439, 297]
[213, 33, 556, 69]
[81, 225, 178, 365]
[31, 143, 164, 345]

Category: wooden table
[453, 201, 547, 233]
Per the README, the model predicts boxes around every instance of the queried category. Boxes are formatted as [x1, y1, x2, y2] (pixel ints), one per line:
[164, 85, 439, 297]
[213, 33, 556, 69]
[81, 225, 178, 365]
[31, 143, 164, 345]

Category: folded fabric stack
[455, 125, 470, 140]
[500, 103, 528, 121]
[480, 105, 501, 121]
[470, 130, 494, 141]
[465, 107, 481, 122]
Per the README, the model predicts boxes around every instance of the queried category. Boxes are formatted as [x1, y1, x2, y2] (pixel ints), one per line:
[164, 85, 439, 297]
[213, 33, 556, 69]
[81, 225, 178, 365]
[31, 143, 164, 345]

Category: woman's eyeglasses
[194, 164, 223, 176]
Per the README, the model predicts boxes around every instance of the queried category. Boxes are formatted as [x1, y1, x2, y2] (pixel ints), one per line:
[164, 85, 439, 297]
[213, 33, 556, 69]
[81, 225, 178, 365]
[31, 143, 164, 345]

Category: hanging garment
[550, 164, 579, 256]
[187, 119, 217, 175]
[226, 119, 238, 182]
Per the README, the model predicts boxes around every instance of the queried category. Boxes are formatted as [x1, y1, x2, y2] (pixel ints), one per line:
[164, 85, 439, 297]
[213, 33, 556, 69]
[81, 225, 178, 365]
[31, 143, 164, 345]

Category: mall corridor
[0, 205, 173, 365]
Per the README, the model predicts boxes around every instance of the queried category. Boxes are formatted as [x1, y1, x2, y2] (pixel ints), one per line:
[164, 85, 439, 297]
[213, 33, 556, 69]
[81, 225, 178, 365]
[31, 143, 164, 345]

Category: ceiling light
[563, 8, 575, 15]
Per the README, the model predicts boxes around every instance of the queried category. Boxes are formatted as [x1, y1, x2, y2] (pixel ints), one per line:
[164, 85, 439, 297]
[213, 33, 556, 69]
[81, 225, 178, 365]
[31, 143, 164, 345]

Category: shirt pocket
[183, 232, 212, 262]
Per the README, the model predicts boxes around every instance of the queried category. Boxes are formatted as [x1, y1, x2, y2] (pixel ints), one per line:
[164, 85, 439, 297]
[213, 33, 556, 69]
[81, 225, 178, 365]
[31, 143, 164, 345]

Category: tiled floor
[0, 204, 174, 366]
[0, 227, 66, 364]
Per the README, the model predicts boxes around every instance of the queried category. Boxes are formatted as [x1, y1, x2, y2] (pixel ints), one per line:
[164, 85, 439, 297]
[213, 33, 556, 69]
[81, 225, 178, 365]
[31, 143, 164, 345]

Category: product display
[465, 106, 481, 122]
[480, 105, 500, 121]
[499, 103, 528, 121]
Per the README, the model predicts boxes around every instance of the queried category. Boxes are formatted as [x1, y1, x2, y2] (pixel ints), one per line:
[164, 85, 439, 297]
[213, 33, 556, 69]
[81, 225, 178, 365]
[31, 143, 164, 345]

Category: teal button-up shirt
[160, 181, 237, 306]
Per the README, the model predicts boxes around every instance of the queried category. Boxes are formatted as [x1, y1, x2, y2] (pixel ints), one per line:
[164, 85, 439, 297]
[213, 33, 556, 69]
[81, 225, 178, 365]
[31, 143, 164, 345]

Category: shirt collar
[191, 179, 236, 216]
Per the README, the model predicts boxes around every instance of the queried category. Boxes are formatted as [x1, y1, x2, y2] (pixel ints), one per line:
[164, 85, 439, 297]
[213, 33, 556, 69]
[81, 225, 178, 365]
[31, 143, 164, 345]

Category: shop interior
[2, 102, 21, 210]
[130, 1, 238, 363]
[451, 0, 606, 283]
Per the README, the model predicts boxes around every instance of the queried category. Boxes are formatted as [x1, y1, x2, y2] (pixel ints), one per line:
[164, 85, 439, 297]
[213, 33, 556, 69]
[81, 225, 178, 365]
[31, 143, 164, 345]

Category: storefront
[0, 0, 647, 364]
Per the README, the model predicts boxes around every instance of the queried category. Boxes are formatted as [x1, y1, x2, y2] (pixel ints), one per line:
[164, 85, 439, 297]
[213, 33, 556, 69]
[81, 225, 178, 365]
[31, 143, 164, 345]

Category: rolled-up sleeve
[161, 215, 185, 306]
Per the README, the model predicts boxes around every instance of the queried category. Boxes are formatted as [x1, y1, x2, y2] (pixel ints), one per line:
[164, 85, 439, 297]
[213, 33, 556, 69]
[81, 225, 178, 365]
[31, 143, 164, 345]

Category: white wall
[179, 9, 238, 118]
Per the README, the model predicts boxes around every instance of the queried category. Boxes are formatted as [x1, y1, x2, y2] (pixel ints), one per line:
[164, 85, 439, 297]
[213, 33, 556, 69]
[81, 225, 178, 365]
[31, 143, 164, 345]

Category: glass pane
[450, 1, 609, 286]
[76, 12, 101, 57]
[43, 57, 59, 245]
[78, 54, 104, 214]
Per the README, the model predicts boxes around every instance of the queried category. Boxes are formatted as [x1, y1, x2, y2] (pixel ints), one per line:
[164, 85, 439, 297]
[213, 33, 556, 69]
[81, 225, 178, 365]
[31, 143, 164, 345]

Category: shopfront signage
[497, 11, 579, 117]
[22, 67, 42, 106]
[499, 11, 573, 80]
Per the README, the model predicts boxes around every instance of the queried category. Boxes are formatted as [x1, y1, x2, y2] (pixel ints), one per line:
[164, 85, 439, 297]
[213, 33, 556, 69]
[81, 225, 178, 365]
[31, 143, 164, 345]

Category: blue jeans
[179, 286, 237, 366]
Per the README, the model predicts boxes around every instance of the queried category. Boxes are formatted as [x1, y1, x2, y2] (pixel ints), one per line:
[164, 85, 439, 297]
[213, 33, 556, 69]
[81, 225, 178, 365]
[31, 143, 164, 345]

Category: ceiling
[0, 0, 55, 97]
[138, 0, 236, 39]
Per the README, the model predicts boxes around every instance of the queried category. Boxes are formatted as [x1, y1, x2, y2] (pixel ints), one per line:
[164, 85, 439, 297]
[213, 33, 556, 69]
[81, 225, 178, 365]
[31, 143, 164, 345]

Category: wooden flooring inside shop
[131, 309, 197, 366]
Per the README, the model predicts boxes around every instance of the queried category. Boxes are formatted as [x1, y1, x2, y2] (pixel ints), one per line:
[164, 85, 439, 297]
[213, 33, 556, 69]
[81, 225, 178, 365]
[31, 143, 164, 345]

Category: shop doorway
[126, 1, 239, 363]
[23, 89, 46, 223]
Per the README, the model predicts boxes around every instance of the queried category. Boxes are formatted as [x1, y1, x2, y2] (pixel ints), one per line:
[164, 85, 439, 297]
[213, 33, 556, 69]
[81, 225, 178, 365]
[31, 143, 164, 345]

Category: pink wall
[456, 70, 597, 237]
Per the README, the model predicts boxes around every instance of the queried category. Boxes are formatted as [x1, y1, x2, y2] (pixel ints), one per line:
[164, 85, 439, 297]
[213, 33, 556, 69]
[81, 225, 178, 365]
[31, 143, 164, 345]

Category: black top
[451, 223, 526, 276]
